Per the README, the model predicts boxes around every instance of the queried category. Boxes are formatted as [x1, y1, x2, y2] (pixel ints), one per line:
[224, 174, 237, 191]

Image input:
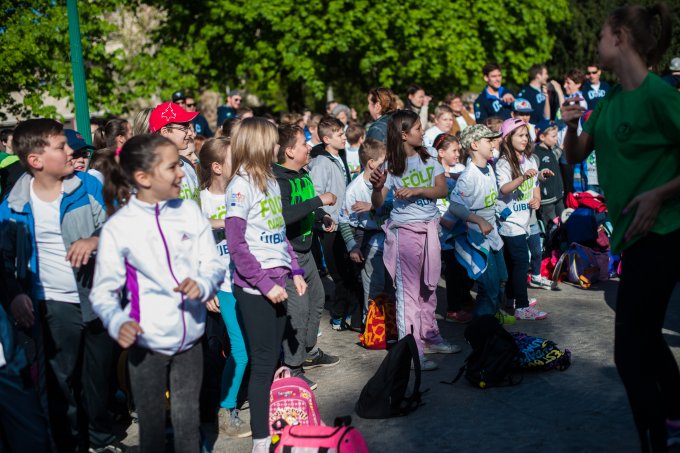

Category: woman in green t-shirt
[562, 3, 680, 451]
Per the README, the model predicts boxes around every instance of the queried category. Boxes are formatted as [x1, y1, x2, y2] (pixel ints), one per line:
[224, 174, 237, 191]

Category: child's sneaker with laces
[446, 310, 473, 323]
[330, 318, 343, 331]
[218, 408, 252, 438]
[530, 275, 558, 290]
[423, 340, 462, 354]
[514, 306, 548, 320]
[412, 356, 438, 371]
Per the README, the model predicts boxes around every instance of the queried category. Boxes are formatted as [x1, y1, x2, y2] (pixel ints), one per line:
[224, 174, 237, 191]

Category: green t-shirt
[583, 72, 680, 253]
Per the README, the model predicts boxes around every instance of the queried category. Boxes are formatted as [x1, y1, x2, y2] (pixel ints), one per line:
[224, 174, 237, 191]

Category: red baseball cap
[148, 102, 198, 133]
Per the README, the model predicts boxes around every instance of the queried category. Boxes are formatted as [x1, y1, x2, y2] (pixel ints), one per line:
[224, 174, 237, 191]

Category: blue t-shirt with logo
[583, 80, 611, 110]
[474, 86, 514, 123]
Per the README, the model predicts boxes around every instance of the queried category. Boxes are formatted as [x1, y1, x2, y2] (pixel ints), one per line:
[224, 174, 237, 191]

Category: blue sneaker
[330, 318, 343, 331]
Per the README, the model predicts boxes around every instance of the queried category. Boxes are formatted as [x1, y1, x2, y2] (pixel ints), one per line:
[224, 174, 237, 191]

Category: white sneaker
[420, 357, 438, 371]
[530, 275, 557, 290]
[423, 340, 462, 354]
[514, 306, 548, 320]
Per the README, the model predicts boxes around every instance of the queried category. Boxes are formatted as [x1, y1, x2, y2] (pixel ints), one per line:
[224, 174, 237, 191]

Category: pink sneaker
[445, 311, 473, 324]
[514, 306, 548, 320]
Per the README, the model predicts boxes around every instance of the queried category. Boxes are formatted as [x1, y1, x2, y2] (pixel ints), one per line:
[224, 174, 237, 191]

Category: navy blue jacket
[583, 80, 611, 110]
[517, 84, 548, 124]
[474, 87, 514, 123]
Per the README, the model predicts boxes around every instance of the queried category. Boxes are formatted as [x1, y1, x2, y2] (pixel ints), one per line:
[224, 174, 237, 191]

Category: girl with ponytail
[561, 4, 680, 451]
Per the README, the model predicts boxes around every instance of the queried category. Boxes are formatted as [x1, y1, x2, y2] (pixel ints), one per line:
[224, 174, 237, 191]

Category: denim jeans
[501, 234, 530, 309]
[474, 248, 508, 317]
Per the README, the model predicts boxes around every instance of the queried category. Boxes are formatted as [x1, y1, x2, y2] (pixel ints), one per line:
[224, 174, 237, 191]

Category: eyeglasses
[72, 150, 92, 159]
[185, 103, 195, 108]
[587, 70, 599, 75]
[165, 125, 191, 135]
[233, 98, 242, 102]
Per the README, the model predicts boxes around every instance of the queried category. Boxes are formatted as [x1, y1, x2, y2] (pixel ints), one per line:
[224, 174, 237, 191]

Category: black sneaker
[290, 368, 317, 390]
[304, 349, 340, 369]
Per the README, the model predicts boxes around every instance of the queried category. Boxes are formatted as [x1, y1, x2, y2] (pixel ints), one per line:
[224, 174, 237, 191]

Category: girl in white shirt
[197, 137, 251, 437]
[224, 118, 306, 453]
[91, 134, 224, 452]
[496, 118, 549, 320]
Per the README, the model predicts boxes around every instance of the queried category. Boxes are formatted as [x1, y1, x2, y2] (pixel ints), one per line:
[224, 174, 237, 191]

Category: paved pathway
[121, 278, 680, 452]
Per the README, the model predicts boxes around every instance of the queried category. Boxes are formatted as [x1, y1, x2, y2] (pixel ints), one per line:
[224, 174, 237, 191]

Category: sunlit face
[484, 70, 503, 90]
[515, 112, 531, 124]
[449, 97, 463, 114]
[435, 113, 454, 132]
[325, 129, 346, 151]
[540, 128, 558, 148]
[510, 126, 530, 154]
[403, 119, 424, 147]
[288, 131, 311, 167]
[537, 68, 549, 85]
[563, 78, 581, 96]
[368, 95, 382, 120]
[367, 154, 386, 172]
[472, 137, 493, 162]
[409, 90, 426, 108]
[439, 141, 461, 168]
[30, 133, 74, 178]
[184, 97, 197, 112]
[585, 66, 601, 84]
[335, 111, 348, 125]
[138, 144, 185, 201]
[161, 122, 192, 150]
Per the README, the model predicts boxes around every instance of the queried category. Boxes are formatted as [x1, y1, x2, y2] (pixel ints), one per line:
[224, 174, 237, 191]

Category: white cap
[670, 57, 680, 72]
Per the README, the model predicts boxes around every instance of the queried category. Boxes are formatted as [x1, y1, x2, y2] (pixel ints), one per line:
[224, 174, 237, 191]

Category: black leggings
[234, 286, 287, 439]
[319, 231, 361, 324]
[614, 228, 680, 452]
[442, 249, 474, 312]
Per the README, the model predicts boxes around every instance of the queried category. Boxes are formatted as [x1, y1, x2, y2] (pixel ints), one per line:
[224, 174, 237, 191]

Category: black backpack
[355, 334, 424, 418]
[444, 315, 521, 389]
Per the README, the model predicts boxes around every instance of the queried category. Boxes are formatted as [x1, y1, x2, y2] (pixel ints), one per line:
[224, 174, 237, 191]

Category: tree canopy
[1, 0, 677, 120]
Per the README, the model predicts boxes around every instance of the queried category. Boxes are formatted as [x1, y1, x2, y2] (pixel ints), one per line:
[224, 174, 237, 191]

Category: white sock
[252, 437, 271, 453]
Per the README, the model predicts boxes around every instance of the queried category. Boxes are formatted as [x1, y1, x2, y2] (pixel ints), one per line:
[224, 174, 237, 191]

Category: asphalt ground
[119, 276, 680, 452]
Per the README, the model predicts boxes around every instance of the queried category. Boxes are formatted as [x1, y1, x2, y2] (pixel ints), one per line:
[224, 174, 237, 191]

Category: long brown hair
[386, 110, 429, 177]
[369, 88, 397, 116]
[499, 125, 532, 180]
[198, 137, 231, 190]
[89, 148, 131, 216]
[229, 117, 278, 194]
[607, 3, 671, 68]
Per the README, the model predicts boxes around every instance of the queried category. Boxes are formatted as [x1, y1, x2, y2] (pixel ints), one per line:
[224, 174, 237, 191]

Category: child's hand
[319, 192, 337, 206]
[538, 169, 554, 181]
[174, 278, 201, 299]
[349, 248, 364, 263]
[395, 187, 421, 199]
[206, 297, 221, 313]
[267, 284, 288, 304]
[370, 166, 387, 190]
[66, 237, 99, 268]
[522, 169, 538, 181]
[322, 216, 337, 232]
[477, 219, 493, 236]
[529, 198, 541, 210]
[118, 321, 143, 349]
[351, 201, 372, 213]
[293, 275, 307, 297]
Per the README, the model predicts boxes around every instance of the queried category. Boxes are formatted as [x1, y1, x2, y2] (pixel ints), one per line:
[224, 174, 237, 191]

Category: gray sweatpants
[360, 245, 387, 317]
[282, 250, 326, 367]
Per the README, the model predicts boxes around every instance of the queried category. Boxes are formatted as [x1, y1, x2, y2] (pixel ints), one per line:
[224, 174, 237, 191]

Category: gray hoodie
[308, 149, 350, 223]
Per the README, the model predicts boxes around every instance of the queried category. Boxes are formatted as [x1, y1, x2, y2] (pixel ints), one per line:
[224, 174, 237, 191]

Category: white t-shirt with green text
[200, 189, 232, 293]
[495, 156, 538, 237]
[386, 153, 444, 224]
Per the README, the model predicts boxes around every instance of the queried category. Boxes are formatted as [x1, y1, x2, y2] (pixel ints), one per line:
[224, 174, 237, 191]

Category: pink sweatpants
[389, 226, 443, 356]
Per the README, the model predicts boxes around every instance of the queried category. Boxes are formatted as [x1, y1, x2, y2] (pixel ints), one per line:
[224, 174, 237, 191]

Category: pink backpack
[273, 418, 369, 453]
[269, 367, 324, 437]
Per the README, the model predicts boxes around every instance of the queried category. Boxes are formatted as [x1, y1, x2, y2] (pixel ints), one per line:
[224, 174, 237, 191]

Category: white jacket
[90, 196, 225, 355]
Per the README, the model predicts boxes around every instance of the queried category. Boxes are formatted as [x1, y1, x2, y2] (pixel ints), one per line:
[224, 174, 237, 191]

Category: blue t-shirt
[474, 86, 514, 123]
[192, 114, 213, 138]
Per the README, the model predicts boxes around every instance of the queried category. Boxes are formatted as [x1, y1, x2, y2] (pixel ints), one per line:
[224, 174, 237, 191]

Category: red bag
[566, 192, 607, 213]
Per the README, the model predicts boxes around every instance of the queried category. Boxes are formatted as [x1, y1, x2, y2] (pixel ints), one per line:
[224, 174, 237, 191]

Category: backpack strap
[440, 363, 467, 385]
[552, 250, 569, 282]
[400, 335, 425, 414]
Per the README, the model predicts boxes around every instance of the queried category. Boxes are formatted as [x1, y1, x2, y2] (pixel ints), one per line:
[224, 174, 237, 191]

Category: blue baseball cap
[512, 98, 534, 113]
[64, 129, 95, 152]
[535, 119, 558, 142]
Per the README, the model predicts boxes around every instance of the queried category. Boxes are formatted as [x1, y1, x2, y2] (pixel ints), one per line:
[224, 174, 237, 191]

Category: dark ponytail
[386, 109, 430, 177]
[607, 2, 672, 68]
[119, 134, 175, 188]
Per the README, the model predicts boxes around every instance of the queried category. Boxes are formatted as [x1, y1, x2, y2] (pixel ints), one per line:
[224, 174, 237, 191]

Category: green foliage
[13, 0, 680, 118]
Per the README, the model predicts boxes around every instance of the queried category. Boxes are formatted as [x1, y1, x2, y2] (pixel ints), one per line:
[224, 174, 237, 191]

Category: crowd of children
[0, 3, 679, 451]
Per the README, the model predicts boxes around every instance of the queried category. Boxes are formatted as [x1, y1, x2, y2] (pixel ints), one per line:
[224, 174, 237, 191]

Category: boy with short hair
[306, 113, 323, 147]
[423, 105, 455, 148]
[533, 120, 565, 233]
[345, 123, 365, 178]
[447, 124, 514, 324]
[0, 119, 117, 451]
[339, 139, 391, 317]
[149, 102, 200, 203]
[511, 99, 537, 141]
[273, 125, 340, 388]
[308, 117, 361, 331]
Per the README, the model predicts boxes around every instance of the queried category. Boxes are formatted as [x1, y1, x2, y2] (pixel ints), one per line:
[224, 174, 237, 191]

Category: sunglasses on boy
[72, 149, 92, 159]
